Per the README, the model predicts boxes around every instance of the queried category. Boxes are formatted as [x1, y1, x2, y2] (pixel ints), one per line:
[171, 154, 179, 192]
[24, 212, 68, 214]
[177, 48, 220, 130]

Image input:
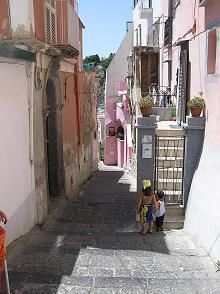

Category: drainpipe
[74, 61, 81, 170]
[75, 61, 81, 145]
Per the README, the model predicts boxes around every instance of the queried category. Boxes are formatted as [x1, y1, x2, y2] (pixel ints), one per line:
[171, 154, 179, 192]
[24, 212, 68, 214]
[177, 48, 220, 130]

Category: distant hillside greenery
[84, 53, 115, 69]
[83, 53, 115, 114]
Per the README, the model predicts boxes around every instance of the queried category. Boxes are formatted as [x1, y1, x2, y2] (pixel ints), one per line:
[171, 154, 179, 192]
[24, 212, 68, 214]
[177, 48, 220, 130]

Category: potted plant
[138, 95, 153, 117]
[187, 96, 205, 117]
[170, 106, 176, 121]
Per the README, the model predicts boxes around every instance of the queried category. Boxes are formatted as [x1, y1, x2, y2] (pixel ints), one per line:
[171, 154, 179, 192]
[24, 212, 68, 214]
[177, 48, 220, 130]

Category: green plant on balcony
[187, 96, 205, 117]
[138, 95, 153, 117]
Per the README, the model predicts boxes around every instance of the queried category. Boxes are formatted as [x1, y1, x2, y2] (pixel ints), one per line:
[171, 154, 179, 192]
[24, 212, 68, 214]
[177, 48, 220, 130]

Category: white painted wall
[106, 28, 133, 99]
[184, 140, 220, 260]
[133, 2, 151, 46]
[0, 57, 37, 244]
[9, 0, 34, 38]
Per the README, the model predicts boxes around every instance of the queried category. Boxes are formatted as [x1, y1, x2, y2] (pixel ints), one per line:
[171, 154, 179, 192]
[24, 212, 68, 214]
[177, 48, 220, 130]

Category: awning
[0, 44, 36, 61]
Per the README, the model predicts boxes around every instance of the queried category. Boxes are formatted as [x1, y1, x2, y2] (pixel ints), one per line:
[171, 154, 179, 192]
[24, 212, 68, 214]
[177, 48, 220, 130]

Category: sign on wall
[142, 135, 152, 158]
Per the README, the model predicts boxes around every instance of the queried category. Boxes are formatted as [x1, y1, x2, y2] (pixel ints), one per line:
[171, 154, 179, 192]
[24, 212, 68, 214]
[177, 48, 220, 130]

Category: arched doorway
[46, 78, 64, 197]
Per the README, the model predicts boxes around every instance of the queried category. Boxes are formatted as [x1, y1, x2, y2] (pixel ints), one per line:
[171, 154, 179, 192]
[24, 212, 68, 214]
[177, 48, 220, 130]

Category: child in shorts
[155, 190, 165, 231]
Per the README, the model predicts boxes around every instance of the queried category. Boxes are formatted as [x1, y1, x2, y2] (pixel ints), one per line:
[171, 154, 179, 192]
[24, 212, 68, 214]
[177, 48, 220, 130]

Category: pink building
[104, 28, 133, 169]
[153, 0, 220, 260]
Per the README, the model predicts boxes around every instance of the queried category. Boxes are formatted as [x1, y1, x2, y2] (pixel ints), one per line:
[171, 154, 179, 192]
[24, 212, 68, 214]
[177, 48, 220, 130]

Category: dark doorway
[46, 78, 64, 197]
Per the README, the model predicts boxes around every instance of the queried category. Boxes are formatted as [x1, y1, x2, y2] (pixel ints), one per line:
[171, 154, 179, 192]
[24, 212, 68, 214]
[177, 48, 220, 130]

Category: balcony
[55, 0, 80, 57]
[139, 0, 153, 19]
[0, 0, 79, 58]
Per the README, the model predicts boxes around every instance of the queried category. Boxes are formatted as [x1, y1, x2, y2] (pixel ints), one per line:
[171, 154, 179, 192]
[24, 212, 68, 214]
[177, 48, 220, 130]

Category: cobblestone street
[7, 165, 220, 293]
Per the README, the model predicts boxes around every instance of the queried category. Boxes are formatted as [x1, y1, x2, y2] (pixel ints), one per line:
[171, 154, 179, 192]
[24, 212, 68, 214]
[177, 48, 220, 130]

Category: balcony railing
[164, 17, 173, 46]
[56, 0, 79, 49]
[44, 0, 79, 57]
[139, 0, 153, 19]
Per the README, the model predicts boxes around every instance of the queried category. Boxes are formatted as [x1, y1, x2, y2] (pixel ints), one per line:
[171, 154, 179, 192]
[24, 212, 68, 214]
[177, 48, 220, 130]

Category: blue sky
[78, 0, 132, 59]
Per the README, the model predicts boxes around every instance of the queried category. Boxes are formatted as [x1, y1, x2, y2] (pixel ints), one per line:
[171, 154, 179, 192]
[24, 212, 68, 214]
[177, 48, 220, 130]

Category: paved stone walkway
[6, 165, 220, 293]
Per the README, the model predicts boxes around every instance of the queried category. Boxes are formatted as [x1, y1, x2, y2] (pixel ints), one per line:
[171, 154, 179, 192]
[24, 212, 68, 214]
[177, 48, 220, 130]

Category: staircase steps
[155, 125, 185, 230]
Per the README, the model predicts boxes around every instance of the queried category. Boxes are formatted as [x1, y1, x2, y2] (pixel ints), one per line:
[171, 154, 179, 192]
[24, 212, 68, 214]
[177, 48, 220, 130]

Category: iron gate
[154, 135, 185, 204]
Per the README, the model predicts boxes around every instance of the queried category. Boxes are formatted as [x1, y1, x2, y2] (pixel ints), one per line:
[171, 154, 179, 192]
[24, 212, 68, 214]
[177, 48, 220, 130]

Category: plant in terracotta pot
[187, 96, 205, 117]
[138, 95, 153, 117]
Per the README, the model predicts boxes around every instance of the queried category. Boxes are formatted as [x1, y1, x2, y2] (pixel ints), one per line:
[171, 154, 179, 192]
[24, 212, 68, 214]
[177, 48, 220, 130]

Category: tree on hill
[83, 53, 115, 69]
[100, 53, 115, 69]
[84, 54, 100, 64]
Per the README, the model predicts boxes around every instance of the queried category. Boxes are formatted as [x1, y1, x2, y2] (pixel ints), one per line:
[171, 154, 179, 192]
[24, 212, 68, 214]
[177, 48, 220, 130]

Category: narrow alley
[6, 164, 220, 294]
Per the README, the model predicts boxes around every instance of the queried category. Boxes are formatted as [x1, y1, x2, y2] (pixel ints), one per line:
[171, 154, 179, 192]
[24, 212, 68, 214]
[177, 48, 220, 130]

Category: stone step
[165, 205, 185, 217]
[156, 128, 185, 137]
[163, 217, 184, 230]
[153, 214, 185, 230]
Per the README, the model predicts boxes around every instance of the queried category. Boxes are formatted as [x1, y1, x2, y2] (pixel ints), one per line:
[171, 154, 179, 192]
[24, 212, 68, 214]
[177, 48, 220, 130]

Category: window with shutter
[45, 0, 57, 44]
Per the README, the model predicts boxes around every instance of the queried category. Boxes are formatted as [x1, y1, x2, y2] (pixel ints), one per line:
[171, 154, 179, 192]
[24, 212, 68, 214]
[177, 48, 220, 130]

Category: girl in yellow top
[137, 180, 157, 235]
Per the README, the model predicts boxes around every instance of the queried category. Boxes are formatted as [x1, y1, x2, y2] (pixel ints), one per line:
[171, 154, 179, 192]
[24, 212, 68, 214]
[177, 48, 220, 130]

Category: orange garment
[0, 227, 6, 261]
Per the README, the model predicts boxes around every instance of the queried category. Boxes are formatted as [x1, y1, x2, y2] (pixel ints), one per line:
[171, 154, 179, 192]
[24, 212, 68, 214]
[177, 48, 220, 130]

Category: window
[45, 0, 57, 44]
[133, 0, 138, 9]
[207, 29, 217, 74]
[164, 17, 173, 46]
[135, 29, 138, 46]
[109, 127, 115, 136]
[138, 24, 142, 46]
[117, 126, 124, 140]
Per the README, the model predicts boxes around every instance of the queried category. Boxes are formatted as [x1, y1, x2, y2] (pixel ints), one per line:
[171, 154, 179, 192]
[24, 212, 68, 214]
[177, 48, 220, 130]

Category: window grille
[45, 0, 57, 44]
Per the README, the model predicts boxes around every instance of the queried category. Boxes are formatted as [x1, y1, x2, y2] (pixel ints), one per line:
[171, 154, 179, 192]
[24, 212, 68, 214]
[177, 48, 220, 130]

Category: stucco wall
[184, 26, 220, 261]
[0, 58, 37, 244]
[60, 64, 98, 197]
[160, 1, 220, 261]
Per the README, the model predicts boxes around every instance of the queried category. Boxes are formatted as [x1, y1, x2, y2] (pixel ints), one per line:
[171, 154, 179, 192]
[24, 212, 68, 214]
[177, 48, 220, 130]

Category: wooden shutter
[45, 0, 57, 44]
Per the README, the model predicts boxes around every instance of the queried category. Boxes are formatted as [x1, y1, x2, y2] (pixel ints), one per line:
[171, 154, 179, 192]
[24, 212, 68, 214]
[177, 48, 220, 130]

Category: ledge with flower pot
[187, 96, 205, 118]
[138, 95, 153, 117]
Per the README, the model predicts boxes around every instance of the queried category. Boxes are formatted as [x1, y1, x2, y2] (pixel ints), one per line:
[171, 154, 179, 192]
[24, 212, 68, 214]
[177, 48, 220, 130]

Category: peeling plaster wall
[59, 66, 79, 197]
[33, 53, 52, 224]
[60, 65, 98, 197]
[0, 0, 11, 39]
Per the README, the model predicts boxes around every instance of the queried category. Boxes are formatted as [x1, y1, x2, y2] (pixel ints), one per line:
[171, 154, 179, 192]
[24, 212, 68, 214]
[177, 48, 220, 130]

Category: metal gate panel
[154, 136, 185, 204]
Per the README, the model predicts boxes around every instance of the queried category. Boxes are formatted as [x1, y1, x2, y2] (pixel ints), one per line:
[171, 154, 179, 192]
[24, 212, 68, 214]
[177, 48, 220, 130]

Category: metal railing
[149, 84, 177, 108]
[154, 136, 185, 204]
[138, 0, 152, 13]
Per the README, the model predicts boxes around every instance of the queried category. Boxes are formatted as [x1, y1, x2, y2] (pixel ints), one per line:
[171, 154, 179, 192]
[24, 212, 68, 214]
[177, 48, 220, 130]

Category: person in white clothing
[0, 210, 7, 224]
[155, 190, 165, 231]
